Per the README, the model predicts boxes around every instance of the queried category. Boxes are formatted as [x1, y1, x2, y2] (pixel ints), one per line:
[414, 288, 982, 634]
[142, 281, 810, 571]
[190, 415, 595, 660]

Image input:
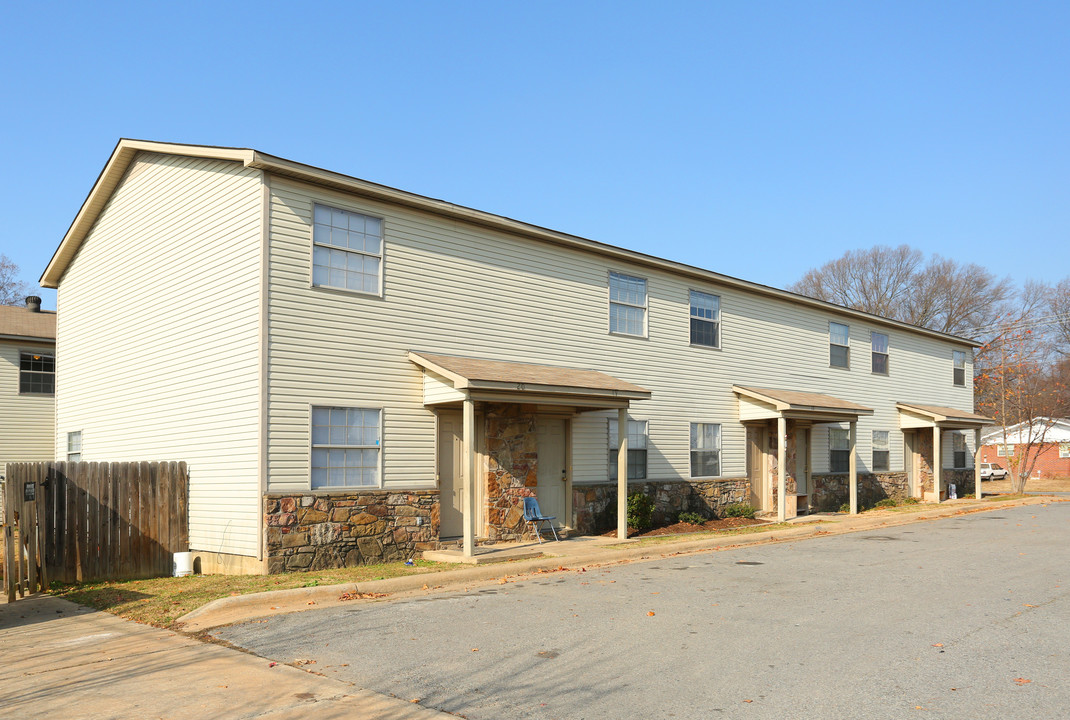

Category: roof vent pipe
[24, 296, 41, 313]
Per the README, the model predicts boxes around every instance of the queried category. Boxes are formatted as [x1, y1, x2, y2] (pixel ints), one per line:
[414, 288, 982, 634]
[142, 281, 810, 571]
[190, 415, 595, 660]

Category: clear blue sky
[2, 1, 1067, 310]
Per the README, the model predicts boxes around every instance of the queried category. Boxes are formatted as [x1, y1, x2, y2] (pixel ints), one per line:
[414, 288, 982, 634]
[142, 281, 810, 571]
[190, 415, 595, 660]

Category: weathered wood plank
[110, 463, 122, 580]
[158, 462, 171, 575]
[26, 465, 38, 593]
[4, 467, 16, 602]
[64, 463, 78, 583]
[138, 461, 154, 578]
[177, 462, 189, 551]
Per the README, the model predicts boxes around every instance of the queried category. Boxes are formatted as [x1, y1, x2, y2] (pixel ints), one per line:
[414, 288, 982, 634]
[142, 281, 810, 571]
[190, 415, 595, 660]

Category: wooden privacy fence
[3, 461, 188, 601]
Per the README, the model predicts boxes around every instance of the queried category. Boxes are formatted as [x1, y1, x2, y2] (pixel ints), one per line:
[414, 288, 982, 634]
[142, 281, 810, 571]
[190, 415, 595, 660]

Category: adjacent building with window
[0, 297, 56, 478]
[980, 418, 1070, 480]
[42, 140, 989, 574]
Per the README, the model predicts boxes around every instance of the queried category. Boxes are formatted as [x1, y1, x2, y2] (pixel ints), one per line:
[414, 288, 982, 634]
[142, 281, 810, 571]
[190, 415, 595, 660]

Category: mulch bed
[600, 516, 766, 539]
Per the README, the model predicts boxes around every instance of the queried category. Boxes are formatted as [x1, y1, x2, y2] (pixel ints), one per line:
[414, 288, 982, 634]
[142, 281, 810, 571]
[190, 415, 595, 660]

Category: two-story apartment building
[0, 297, 56, 485]
[42, 140, 990, 574]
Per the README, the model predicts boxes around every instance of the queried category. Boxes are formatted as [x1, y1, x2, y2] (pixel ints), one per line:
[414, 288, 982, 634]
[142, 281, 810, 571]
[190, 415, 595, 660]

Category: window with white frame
[872, 430, 889, 472]
[689, 290, 720, 347]
[609, 272, 647, 337]
[608, 418, 648, 480]
[871, 332, 889, 375]
[996, 443, 1013, 457]
[953, 350, 966, 386]
[311, 407, 381, 488]
[953, 432, 967, 468]
[312, 204, 383, 294]
[830, 322, 850, 368]
[1060, 443, 1069, 459]
[67, 431, 82, 462]
[690, 423, 721, 477]
[829, 428, 850, 473]
[20, 351, 55, 394]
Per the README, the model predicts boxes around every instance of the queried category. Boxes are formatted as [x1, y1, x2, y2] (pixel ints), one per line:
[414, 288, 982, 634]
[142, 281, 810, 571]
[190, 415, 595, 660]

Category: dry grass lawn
[49, 559, 460, 628]
[983, 475, 1070, 493]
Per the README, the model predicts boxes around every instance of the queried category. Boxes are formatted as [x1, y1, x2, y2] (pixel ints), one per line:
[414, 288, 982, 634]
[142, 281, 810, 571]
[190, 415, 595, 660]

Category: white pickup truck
[979, 463, 1009, 480]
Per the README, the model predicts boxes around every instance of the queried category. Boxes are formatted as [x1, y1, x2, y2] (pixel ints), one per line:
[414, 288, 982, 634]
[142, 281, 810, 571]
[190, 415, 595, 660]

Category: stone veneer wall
[265, 491, 438, 573]
[811, 470, 976, 511]
[484, 404, 538, 541]
[572, 479, 750, 535]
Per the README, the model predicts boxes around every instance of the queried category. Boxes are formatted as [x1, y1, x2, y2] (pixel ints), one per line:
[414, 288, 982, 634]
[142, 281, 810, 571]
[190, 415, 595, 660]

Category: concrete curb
[177, 495, 1060, 633]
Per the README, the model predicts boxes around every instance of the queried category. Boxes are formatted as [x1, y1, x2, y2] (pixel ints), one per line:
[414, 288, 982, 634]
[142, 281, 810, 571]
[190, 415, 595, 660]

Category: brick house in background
[980, 418, 1070, 479]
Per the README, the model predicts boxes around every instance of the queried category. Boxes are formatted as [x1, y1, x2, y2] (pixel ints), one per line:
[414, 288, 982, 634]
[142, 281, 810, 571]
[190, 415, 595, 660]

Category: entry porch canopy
[408, 352, 652, 552]
[896, 403, 994, 501]
[733, 386, 874, 519]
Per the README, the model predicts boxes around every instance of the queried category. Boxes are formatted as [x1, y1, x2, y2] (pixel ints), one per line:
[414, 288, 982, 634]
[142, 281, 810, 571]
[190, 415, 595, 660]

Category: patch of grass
[49, 559, 459, 628]
[606, 522, 799, 548]
[984, 493, 1029, 502]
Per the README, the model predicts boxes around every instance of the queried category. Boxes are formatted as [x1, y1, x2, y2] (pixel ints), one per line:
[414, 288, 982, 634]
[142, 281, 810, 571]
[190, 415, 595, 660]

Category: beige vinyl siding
[266, 176, 975, 492]
[0, 340, 55, 471]
[55, 152, 263, 556]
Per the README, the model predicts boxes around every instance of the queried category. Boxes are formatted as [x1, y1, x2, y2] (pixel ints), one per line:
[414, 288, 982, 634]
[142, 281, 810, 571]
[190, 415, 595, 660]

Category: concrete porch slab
[422, 544, 546, 565]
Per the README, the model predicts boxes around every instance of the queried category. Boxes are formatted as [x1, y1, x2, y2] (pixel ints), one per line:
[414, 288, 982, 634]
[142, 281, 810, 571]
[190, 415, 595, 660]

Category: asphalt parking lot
[216, 502, 1070, 719]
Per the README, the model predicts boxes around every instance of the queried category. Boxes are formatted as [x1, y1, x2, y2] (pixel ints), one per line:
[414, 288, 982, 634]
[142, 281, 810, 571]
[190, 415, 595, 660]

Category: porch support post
[932, 425, 942, 503]
[617, 408, 629, 540]
[777, 416, 787, 522]
[849, 421, 858, 515]
[462, 394, 476, 558]
[974, 427, 982, 500]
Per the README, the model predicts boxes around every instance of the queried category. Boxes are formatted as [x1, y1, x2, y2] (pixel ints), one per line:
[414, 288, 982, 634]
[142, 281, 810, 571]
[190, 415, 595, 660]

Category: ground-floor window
[690, 422, 721, 477]
[872, 430, 889, 472]
[953, 432, 967, 468]
[311, 406, 381, 489]
[67, 431, 82, 462]
[829, 428, 850, 473]
[997, 444, 1013, 457]
[608, 418, 648, 480]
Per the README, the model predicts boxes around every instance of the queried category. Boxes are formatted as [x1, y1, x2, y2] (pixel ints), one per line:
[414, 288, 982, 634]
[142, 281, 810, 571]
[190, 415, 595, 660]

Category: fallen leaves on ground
[932, 643, 944, 647]
[647, 611, 656, 616]
[1013, 678, 1032, 686]
[338, 591, 387, 601]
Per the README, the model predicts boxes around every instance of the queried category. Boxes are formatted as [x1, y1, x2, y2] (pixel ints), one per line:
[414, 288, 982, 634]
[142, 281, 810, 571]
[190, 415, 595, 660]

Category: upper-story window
[609, 272, 647, 337]
[312, 204, 382, 295]
[829, 322, 850, 368]
[689, 290, 720, 348]
[996, 444, 1012, 457]
[20, 351, 55, 394]
[953, 350, 966, 386]
[871, 332, 889, 375]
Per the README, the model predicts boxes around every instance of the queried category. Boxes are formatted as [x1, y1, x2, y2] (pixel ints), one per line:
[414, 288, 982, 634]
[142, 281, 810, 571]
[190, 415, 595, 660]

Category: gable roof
[44, 139, 978, 348]
[0, 304, 56, 342]
[733, 385, 873, 415]
[408, 352, 650, 398]
[981, 418, 1070, 444]
[895, 402, 993, 425]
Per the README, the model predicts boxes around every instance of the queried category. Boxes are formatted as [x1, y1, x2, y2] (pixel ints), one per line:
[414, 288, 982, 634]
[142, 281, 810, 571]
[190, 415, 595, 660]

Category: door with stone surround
[535, 417, 567, 527]
[437, 411, 464, 538]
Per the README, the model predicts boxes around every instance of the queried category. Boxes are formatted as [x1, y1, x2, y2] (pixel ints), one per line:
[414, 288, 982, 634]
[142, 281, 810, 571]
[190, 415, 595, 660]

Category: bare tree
[975, 314, 1066, 493]
[1052, 278, 1070, 355]
[0, 255, 33, 306]
[789, 245, 1013, 336]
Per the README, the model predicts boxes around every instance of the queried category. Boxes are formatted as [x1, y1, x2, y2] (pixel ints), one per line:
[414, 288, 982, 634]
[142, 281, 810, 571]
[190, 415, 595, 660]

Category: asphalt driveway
[216, 502, 1070, 719]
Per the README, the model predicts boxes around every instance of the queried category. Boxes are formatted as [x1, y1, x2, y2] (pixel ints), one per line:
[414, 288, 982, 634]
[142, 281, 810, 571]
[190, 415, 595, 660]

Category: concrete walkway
[177, 494, 1063, 633]
[0, 593, 452, 719]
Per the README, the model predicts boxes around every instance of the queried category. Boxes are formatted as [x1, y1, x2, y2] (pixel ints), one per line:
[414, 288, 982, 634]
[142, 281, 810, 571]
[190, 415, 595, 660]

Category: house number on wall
[516, 383, 526, 390]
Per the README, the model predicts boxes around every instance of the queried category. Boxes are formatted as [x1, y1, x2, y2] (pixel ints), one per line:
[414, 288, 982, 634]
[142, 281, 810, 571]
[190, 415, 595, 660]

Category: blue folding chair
[523, 496, 559, 543]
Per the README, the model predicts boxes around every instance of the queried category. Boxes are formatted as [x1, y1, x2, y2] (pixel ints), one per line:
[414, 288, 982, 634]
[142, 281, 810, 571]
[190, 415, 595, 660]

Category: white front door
[535, 417, 567, 526]
[437, 411, 464, 538]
